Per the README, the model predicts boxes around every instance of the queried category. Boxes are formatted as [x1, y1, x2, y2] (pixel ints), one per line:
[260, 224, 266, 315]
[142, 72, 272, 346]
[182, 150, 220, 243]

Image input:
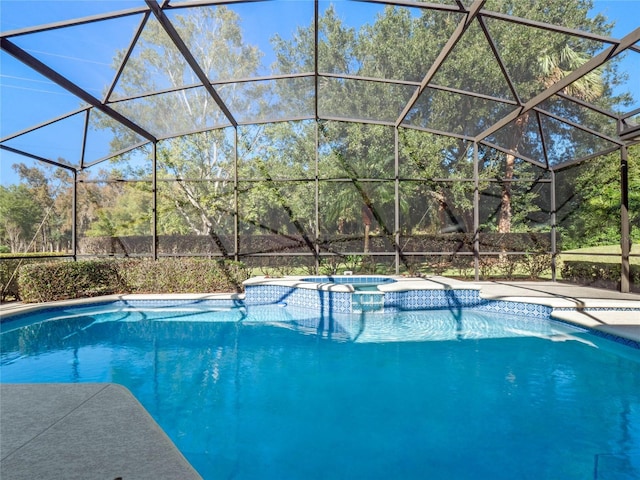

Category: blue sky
[1, 0, 639, 185]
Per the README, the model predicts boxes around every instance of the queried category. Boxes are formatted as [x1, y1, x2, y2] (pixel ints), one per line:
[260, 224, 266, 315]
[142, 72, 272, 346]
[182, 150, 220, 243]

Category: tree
[96, 6, 263, 253]
[556, 145, 640, 249]
[0, 163, 73, 253]
[0, 184, 42, 252]
[484, 0, 614, 233]
[85, 0, 632, 266]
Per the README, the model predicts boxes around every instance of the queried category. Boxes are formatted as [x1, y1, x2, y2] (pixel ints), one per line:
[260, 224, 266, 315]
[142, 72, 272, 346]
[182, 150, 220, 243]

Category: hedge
[561, 260, 640, 292]
[17, 258, 250, 303]
[1, 256, 70, 303]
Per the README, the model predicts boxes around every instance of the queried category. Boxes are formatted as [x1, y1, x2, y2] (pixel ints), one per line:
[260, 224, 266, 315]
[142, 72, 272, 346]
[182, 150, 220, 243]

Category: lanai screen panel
[2, 112, 86, 169]
[1, 0, 638, 274]
[0, 52, 88, 138]
[167, 1, 315, 80]
[399, 129, 472, 179]
[8, 14, 144, 100]
[555, 156, 621, 251]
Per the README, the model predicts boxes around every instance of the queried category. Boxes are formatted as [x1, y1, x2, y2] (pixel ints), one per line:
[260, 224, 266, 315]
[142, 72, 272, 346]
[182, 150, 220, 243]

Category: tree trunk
[498, 153, 514, 234]
[364, 223, 370, 253]
[498, 113, 528, 234]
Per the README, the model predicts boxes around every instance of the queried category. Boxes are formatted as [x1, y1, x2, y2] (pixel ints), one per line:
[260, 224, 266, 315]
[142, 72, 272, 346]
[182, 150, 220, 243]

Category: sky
[1, 0, 639, 186]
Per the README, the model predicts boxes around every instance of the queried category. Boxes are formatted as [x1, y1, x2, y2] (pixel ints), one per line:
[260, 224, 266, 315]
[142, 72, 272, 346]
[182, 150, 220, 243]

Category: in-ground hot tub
[300, 275, 397, 291]
[300, 276, 396, 310]
[242, 275, 489, 314]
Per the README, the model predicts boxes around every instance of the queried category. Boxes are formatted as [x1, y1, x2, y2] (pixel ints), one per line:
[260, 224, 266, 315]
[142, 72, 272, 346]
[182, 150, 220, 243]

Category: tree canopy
[1, 0, 637, 278]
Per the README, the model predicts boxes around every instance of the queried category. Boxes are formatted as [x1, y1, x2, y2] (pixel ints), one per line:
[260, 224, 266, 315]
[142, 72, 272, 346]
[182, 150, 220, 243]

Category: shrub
[520, 253, 553, 279]
[2, 256, 71, 302]
[18, 261, 126, 303]
[119, 258, 249, 294]
[1, 259, 22, 302]
[17, 258, 250, 303]
[561, 261, 640, 292]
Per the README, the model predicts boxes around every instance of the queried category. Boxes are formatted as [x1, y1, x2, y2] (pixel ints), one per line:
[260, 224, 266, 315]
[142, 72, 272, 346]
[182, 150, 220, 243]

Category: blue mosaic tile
[301, 276, 395, 286]
[476, 300, 552, 318]
[554, 307, 640, 312]
[382, 289, 482, 312]
[591, 331, 640, 349]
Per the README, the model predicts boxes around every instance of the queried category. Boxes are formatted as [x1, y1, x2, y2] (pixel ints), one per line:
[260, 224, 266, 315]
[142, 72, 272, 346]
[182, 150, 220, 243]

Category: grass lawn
[561, 244, 640, 265]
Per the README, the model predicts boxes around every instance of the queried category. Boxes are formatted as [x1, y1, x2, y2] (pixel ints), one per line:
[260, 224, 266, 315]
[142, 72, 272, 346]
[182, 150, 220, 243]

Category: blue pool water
[2, 302, 640, 479]
[301, 275, 394, 292]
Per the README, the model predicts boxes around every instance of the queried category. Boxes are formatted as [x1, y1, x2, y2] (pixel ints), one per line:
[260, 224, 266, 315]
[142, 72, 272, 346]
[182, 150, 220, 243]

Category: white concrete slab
[0, 384, 202, 480]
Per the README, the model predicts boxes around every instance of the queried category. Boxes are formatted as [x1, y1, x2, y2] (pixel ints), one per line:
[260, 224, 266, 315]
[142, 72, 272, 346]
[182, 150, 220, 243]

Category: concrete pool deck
[0, 383, 202, 480]
[475, 280, 640, 344]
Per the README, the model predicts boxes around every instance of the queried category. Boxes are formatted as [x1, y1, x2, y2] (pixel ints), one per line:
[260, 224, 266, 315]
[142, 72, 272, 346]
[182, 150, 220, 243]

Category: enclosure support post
[395, 126, 400, 275]
[550, 169, 557, 281]
[234, 128, 239, 263]
[620, 144, 630, 293]
[473, 142, 480, 281]
[152, 141, 158, 261]
[72, 169, 77, 261]
[314, 0, 320, 275]
[315, 121, 320, 274]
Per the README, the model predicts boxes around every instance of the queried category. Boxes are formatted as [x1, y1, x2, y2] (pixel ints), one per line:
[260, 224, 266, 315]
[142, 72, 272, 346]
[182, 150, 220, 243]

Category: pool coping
[243, 274, 478, 292]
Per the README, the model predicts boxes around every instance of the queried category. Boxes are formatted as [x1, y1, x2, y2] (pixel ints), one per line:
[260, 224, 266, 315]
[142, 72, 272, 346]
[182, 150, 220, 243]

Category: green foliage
[561, 260, 640, 290]
[119, 259, 249, 294]
[0, 164, 73, 254]
[17, 259, 250, 303]
[0, 184, 45, 252]
[1, 255, 68, 302]
[18, 261, 125, 303]
[4, 1, 635, 271]
[84, 182, 153, 237]
[557, 145, 640, 249]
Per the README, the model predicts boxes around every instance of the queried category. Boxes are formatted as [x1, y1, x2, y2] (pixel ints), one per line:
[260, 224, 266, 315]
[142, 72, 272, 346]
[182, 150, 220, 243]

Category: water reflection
[1, 302, 640, 480]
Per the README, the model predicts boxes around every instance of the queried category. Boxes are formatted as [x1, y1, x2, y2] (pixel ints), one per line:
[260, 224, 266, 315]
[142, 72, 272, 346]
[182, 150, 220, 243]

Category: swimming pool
[2, 301, 640, 479]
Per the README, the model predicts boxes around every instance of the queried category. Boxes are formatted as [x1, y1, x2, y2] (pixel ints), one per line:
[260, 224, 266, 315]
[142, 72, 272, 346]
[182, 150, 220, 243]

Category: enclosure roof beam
[535, 110, 551, 170]
[0, 38, 157, 143]
[555, 92, 620, 120]
[478, 10, 619, 45]
[621, 107, 640, 120]
[104, 11, 151, 103]
[351, 0, 462, 13]
[0, 106, 89, 144]
[398, 124, 475, 142]
[478, 139, 547, 170]
[0, 145, 77, 172]
[552, 144, 621, 172]
[476, 16, 522, 105]
[534, 107, 624, 146]
[0, 6, 149, 38]
[394, 0, 486, 128]
[82, 141, 152, 169]
[475, 26, 640, 143]
[167, 0, 271, 10]
[145, 0, 238, 127]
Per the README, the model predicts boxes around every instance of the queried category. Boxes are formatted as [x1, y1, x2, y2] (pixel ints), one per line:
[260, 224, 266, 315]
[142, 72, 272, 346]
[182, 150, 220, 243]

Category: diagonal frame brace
[394, 0, 487, 127]
[475, 27, 640, 143]
[1, 37, 157, 144]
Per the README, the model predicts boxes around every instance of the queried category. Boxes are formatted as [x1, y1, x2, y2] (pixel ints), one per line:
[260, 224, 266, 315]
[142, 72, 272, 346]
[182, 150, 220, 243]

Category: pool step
[352, 292, 385, 313]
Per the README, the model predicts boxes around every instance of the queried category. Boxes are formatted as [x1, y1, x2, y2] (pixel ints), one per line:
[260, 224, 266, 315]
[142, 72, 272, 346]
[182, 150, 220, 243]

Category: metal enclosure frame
[1, 0, 639, 291]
